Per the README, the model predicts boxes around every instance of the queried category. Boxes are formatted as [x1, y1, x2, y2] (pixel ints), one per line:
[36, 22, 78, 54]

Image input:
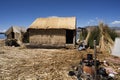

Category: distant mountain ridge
[110, 27, 120, 37]
[110, 27, 120, 30]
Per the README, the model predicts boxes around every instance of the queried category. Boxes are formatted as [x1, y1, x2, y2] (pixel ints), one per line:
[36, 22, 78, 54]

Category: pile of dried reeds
[99, 22, 114, 53]
[85, 22, 118, 53]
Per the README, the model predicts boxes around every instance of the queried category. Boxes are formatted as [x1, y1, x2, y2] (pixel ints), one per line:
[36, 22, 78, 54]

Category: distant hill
[110, 27, 120, 30]
[110, 27, 120, 37]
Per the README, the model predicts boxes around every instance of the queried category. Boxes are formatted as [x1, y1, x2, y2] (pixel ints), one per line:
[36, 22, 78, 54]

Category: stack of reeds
[85, 22, 117, 53]
[99, 22, 114, 53]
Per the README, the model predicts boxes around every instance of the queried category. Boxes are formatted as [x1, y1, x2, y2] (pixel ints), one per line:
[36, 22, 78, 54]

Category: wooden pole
[94, 40, 97, 80]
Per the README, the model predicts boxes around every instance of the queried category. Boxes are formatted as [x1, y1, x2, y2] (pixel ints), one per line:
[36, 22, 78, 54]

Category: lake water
[0, 34, 6, 39]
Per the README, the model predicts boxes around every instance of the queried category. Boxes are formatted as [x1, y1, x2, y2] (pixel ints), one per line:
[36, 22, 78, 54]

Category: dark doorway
[66, 30, 73, 44]
[11, 32, 14, 38]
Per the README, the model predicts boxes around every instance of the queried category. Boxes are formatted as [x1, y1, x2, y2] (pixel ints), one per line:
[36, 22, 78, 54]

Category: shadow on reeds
[25, 44, 66, 49]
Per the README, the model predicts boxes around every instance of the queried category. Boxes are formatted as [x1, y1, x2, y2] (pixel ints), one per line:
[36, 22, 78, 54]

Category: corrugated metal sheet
[29, 17, 76, 30]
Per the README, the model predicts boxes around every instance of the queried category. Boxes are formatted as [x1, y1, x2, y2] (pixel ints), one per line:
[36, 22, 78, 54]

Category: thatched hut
[5, 26, 26, 42]
[28, 17, 76, 47]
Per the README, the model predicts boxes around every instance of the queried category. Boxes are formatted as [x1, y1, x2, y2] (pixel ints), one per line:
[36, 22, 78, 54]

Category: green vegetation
[79, 29, 88, 40]
[85, 25, 119, 48]
[87, 27, 101, 48]
[105, 26, 119, 41]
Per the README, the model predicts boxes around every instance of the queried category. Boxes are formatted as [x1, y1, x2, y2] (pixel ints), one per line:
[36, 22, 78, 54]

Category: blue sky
[0, 0, 120, 32]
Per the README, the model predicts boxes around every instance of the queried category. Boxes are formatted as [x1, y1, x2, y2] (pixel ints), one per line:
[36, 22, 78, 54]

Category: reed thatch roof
[29, 17, 76, 30]
[5, 26, 26, 35]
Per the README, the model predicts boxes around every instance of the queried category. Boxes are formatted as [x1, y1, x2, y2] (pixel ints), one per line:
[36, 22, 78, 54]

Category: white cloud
[0, 29, 6, 32]
[95, 17, 98, 20]
[87, 18, 98, 25]
[87, 22, 90, 25]
[87, 17, 101, 25]
[111, 21, 120, 24]
[3, 29, 6, 32]
[87, 19, 94, 25]
[90, 19, 95, 22]
[48, 16, 59, 18]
